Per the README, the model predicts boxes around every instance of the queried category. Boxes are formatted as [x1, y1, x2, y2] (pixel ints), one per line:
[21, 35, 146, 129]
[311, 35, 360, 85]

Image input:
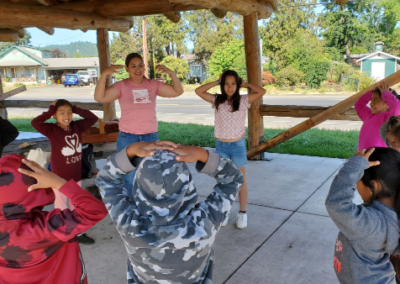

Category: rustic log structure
[247, 70, 400, 158]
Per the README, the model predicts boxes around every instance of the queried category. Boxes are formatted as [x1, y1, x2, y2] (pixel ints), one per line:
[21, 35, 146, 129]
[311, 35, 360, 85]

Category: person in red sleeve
[31, 99, 98, 244]
[0, 154, 108, 284]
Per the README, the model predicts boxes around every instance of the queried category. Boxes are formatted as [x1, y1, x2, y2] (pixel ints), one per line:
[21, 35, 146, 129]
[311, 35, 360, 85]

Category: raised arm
[31, 102, 57, 136]
[73, 105, 99, 133]
[325, 151, 381, 240]
[156, 65, 184, 98]
[243, 80, 266, 103]
[18, 159, 108, 242]
[94, 65, 123, 103]
[195, 81, 217, 104]
[354, 91, 373, 122]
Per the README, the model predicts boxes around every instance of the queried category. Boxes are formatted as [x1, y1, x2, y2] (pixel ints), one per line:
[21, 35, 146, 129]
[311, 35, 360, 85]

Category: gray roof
[45, 57, 99, 69]
[0, 60, 42, 67]
[18, 47, 48, 65]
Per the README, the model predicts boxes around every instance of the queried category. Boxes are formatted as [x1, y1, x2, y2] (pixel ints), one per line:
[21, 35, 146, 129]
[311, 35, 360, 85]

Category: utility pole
[142, 16, 149, 78]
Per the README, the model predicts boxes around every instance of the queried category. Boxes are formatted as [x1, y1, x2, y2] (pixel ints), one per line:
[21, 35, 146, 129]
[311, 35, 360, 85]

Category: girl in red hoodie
[0, 154, 107, 284]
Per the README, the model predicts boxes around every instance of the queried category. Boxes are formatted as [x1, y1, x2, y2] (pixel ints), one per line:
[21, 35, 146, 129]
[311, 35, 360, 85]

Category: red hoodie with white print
[0, 154, 108, 284]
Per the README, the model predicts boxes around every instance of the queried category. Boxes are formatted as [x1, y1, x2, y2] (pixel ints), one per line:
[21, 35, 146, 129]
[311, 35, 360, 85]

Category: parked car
[76, 70, 92, 85]
[63, 73, 83, 87]
[61, 73, 66, 83]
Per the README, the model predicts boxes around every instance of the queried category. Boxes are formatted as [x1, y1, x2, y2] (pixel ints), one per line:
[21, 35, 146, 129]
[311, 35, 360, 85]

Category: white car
[76, 70, 92, 85]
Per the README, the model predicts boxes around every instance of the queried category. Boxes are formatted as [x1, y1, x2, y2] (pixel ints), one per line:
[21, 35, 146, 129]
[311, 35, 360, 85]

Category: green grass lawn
[9, 117, 359, 159]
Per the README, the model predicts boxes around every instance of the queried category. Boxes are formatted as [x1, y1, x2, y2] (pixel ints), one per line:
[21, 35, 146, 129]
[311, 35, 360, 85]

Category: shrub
[262, 70, 276, 86]
[264, 85, 277, 94]
[159, 56, 189, 84]
[293, 88, 302, 93]
[299, 59, 330, 88]
[13, 82, 25, 87]
[345, 72, 377, 91]
[275, 66, 305, 87]
[202, 76, 218, 85]
[5, 77, 11, 82]
[208, 39, 245, 77]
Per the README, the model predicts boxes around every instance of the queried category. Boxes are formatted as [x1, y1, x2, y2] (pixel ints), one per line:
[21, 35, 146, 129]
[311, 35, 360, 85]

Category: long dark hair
[125, 53, 143, 67]
[55, 99, 73, 111]
[373, 87, 382, 98]
[361, 148, 400, 215]
[214, 70, 242, 112]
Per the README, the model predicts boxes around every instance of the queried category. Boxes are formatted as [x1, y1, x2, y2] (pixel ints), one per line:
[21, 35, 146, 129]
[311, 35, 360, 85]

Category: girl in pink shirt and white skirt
[195, 70, 266, 229]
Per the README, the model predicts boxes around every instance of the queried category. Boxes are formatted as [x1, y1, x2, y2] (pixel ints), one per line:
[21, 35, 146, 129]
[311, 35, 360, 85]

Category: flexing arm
[73, 105, 99, 133]
[354, 91, 373, 122]
[157, 65, 184, 98]
[31, 104, 57, 136]
[93, 65, 123, 103]
[244, 80, 267, 103]
[195, 81, 218, 104]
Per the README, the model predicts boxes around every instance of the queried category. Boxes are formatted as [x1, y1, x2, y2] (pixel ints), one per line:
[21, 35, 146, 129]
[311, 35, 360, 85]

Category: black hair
[361, 148, 400, 217]
[388, 117, 400, 145]
[55, 99, 73, 111]
[214, 70, 242, 112]
[373, 88, 382, 98]
[125, 53, 143, 67]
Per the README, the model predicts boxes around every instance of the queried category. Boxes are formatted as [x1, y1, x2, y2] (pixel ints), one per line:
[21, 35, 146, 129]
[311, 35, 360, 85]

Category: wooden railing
[0, 100, 103, 110]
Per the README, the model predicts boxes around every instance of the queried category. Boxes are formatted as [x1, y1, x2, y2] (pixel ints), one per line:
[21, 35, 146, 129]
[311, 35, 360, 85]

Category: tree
[115, 59, 129, 81]
[51, 48, 67, 58]
[208, 40, 245, 78]
[186, 11, 243, 62]
[159, 56, 189, 83]
[0, 29, 32, 52]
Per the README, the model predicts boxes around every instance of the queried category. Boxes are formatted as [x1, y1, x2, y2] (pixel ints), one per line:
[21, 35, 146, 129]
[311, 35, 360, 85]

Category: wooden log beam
[171, 0, 274, 19]
[247, 70, 400, 158]
[210, 8, 227, 18]
[0, 100, 103, 110]
[97, 28, 116, 121]
[37, 26, 55, 35]
[0, 26, 26, 38]
[37, 0, 62, 5]
[54, 0, 203, 18]
[257, 0, 278, 10]
[0, 29, 19, 42]
[0, 85, 27, 101]
[336, 0, 349, 4]
[260, 105, 360, 121]
[244, 13, 264, 160]
[0, 3, 131, 32]
[163, 12, 181, 23]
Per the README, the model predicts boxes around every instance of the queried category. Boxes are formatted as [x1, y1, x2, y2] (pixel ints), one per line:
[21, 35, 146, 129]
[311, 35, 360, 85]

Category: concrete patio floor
[78, 152, 359, 284]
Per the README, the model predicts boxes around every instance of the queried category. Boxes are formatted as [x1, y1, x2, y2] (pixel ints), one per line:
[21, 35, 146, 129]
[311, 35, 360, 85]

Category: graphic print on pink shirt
[133, 89, 151, 104]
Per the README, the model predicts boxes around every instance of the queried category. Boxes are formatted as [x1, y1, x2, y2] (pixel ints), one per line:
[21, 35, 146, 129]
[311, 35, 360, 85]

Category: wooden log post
[0, 76, 5, 119]
[244, 13, 264, 160]
[97, 28, 116, 121]
[247, 70, 400, 158]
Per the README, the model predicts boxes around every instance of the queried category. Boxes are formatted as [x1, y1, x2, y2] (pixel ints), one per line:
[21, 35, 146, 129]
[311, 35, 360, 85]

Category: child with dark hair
[194, 70, 266, 229]
[94, 52, 184, 195]
[355, 81, 400, 151]
[0, 154, 107, 283]
[31, 99, 98, 244]
[0, 116, 19, 157]
[95, 140, 243, 284]
[380, 115, 400, 152]
[326, 147, 400, 284]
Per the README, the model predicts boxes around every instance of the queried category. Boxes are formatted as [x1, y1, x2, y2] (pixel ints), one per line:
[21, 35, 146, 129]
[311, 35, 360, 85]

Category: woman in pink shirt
[355, 80, 400, 151]
[195, 70, 266, 229]
[94, 53, 184, 194]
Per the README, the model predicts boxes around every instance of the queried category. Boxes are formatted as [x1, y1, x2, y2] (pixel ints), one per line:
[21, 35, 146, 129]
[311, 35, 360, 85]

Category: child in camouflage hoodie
[95, 140, 243, 284]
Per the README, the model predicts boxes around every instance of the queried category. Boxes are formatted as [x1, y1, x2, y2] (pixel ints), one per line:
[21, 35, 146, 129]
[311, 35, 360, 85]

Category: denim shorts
[215, 137, 247, 168]
[117, 131, 159, 195]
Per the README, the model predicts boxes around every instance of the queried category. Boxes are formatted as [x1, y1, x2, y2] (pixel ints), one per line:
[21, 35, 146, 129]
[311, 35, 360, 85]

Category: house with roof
[0, 46, 99, 84]
[356, 42, 400, 81]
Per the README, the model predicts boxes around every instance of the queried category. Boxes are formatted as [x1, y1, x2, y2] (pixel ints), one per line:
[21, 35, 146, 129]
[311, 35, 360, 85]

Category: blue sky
[28, 4, 325, 49]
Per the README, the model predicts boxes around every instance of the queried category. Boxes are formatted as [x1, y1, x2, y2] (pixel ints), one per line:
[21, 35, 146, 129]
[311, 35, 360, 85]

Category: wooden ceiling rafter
[37, 26, 55, 35]
[0, 29, 20, 42]
[163, 12, 182, 23]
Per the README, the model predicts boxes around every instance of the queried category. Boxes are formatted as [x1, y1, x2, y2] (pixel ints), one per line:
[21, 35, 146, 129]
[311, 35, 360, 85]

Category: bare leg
[238, 167, 247, 211]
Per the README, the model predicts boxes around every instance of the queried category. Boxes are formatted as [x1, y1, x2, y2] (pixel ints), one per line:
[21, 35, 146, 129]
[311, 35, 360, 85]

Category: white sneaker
[221, 211, 230, 227]
[236, 212, 248, 229]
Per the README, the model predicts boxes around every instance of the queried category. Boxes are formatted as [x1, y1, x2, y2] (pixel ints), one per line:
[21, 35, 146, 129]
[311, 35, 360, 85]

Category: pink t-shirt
[355, 90, 400, 151]
[213, 95, 251, 139]
[112, 78, 163, 134]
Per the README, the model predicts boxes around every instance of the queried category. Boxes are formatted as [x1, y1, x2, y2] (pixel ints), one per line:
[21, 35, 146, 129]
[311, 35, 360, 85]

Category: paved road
[6, 85, 362, 130]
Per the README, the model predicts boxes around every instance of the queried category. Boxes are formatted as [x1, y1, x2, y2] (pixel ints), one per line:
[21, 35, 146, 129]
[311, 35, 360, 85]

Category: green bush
[5, 77, 11, 82]
[114, 59, 129, 82]
[293, 88, 303, 93]
[208, 40, 246, 78]
[201, 76, 218, 85]
[299, 59, 330, 88]
[275, 66, 305, 87]
[264, 85, 277, 94]
[346, 72, 377, 91]
[331, 61, 354, 83]
[159, 56, 189, 84]
[13, 82, 25, 87]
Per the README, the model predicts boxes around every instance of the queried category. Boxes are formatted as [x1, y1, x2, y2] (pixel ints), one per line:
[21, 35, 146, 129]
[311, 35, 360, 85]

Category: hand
[126, 141, 178, 159]
[18, 159, 67, 192]
[378, 80, 390, 94]
[51, 100, 58, 106]
[240, 78, 248, 88]
[171, 145, 209, 164]
[155, 65, 173, 76]
[354, 148, 380, 168]
[102, 65, 125, 76]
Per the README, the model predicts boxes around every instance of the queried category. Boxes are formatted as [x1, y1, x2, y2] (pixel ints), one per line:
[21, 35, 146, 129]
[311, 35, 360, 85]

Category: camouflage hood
[132, 150, 197, 226]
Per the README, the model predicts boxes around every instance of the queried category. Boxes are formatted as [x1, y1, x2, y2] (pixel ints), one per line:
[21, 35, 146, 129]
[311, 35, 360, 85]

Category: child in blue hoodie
[326, 147, 400, 284]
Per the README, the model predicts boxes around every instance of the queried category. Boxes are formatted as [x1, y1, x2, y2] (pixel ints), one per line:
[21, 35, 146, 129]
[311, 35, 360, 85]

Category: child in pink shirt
[355, 81, 400, 151]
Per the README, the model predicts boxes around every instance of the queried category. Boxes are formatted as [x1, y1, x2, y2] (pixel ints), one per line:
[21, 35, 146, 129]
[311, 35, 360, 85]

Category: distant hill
[44, 41, 98, 57]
